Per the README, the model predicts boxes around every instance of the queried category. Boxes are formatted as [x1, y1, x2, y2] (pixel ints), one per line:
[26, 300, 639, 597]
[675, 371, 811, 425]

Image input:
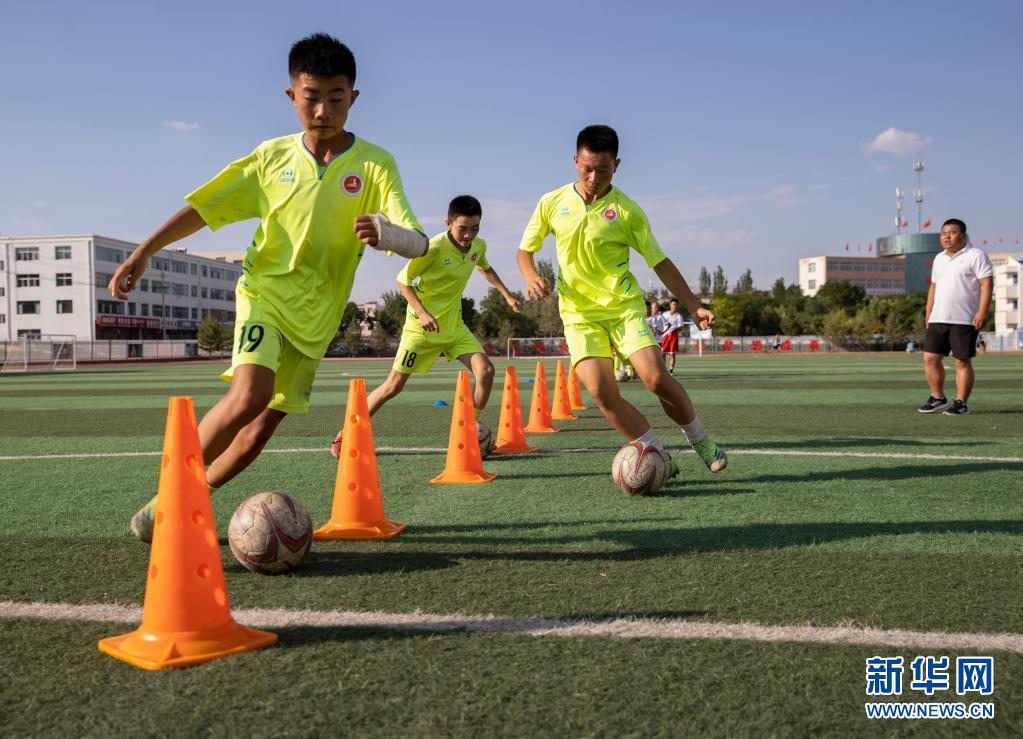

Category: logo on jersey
[341, 173, 363, 196]
[443, 258, 452, 266]
[560, 206, 570, 216]
[603, 208, 618, 222]
[279, 169, 295, 184]
[471, 253, 478, 262]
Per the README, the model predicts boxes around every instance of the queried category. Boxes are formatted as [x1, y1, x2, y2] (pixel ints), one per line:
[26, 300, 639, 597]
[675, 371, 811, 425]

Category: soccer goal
[506, 337, 569, 359]
[1, 335, 77, 373]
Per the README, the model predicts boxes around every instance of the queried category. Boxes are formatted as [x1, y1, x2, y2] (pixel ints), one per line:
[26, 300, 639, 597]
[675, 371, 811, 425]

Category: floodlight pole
[913, 160, 925, 233]
[895, 188, 904, 235]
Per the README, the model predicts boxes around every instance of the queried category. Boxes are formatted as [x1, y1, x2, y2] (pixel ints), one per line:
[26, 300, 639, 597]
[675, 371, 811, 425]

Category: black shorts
[924, 323, 978, 359]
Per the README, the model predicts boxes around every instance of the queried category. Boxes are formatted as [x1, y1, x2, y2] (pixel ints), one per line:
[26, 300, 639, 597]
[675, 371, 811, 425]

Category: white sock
[633, 427, 665, 453]
[680, 416, 707, 445]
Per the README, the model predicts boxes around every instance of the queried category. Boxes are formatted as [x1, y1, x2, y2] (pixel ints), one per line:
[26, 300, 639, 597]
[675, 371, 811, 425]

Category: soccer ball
[612, 442, 670, 496]
[228, 491, 313, 575]
[477, 420, 496, 459]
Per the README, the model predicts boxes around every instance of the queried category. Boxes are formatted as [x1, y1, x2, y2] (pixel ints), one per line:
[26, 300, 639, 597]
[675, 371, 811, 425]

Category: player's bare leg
[953, 357, 974, 403]
[923, 352, 946, 398]
[574, 356, 651, 439]
[332, 370, 411, 457]
[457, 352, 495, 412]
[207, 408, 288, 487]
[630, 346, 727, 472]
[131, 363, 277, 541]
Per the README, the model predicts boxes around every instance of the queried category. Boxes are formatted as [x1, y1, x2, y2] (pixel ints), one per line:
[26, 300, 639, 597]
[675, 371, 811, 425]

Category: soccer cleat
[665, 455, 680, 479]
[692, 438, 728, 473]
[330, 430, 343, 458]
[943, 399, 970, 416]
[129, 496, 158, 543]
[918, 395, 949, 413]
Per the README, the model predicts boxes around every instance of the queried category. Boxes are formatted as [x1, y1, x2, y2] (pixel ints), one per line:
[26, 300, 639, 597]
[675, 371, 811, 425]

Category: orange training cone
[432, 370, 496, 484]
[315, 379, 406, 540]
[568, 365, 588, 411]
[98, 397, 276, 670]
[524, 361, 558, 433]
[493, 365, 536, 455]
[550, 360, 578, 420]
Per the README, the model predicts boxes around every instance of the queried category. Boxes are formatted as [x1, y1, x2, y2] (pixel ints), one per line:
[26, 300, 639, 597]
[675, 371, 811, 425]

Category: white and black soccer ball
[228, 491, 313, 575]
[477, 420, 496, 459]
[612, 442, 670, 496]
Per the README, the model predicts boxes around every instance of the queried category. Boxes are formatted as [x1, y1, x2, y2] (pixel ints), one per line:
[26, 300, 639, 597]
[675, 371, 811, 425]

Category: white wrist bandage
[368, 212, 428, 258]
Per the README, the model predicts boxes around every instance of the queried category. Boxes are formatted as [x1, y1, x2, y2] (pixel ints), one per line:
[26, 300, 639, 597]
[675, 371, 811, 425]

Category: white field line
[2, 600, 1021, 653]
[2, 447, 1022, 464]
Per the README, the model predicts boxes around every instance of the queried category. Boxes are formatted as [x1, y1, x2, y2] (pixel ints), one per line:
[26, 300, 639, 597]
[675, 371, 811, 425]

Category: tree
[369, 323, 390, 355]
[339, 301, 361, 332]
[477, 287, 536, 338]
[712, 265, 727, 295]
[734, 269, 754, 294]
[461, 297, 478, 331]
[343, 319, 364, 355]
[197, 315, 231, 357]
[698, 267, 711, 297]
[377, 290, 408, 337]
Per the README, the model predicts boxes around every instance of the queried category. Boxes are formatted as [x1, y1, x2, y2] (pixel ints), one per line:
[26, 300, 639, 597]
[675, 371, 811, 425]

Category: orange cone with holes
[432, 370, 496, 483]
[568, 365, 588, 411]
[315, 379, 406, 540]
[550, 360, 577, 420]
[524, 361, 558, 433]
[493, 365, 536, 455]
[98, 397, 276, 670]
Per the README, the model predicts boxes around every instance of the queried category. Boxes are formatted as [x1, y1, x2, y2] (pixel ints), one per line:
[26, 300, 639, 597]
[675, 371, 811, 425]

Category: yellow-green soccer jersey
[397, 231, 490, 332]
[518, 183, 666, 323]
[187, 133, 421, 358]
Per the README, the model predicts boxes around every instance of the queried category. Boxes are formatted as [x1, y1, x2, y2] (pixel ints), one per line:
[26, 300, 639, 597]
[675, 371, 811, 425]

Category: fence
[0, 340, 201, 364]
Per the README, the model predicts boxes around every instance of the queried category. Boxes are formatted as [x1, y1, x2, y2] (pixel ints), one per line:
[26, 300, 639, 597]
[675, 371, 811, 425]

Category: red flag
[982, 240, 988, 245]
[999, 238, 1004, 244]
[868, 244, 873, 252]
[902, 219, 909, 227]
[857, 243, 861, 252]
[922, 218, 931, 228]
[844, 243, 849, 251]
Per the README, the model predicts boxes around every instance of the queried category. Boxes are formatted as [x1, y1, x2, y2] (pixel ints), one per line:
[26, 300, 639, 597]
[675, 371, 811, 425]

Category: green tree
[460, 297, 478, 331]
[712, 265, 727, 295]
[698, 267, 711, 297]
[343, 319, 364, 355]
[734, 269, 754, 293]
[339, 301, 361, 331]
[369, 323, 390, 355]
[197, 315, 230, 357]
[377, 290, 408, 337]
[477, 288, 536, 338]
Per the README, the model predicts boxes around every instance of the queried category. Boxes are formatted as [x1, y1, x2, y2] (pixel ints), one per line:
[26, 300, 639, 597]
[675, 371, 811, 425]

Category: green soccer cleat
[129, 496, 158, 543]
[693, 438, 728, 473]
[666, 456, 680, 479]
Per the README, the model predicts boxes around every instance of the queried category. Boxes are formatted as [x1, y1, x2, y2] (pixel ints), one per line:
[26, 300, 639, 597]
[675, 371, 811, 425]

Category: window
[202, 265, 208, 278]
[95, 272, 114, 287]
[0, 287, 4, 296]
[211, 267, 224, 280]
[191, 285, 198, 298]
[16, 274, 40, 287]
[56, 300, 73, 314]
[190, 263, 197, 275]
[17, 301, 41, 314]
[210, 288, 225, 301]
[807, 263, 816, 273]
[15, 246, 39, 261]
[127, 302, 136, 316]
[95, 245, 124, 263]
[1009, 272, 1019, 286]
[171, 261, 188, 274]
[191, 308, 198, 320]
[56, 273, 72, 286]
[18, 329, 41, 338]
[172, 306, 189, 319]
[96, 300, 124, 315]
[55, 245, 72, 260]
[140, 279, 149, 292]
[141, 303, 149, 316]
[226, 291, 235, 303]
[150, 280, 168, 294]
[808, 279, 816, 290]
[172, 283, 189, 297]
[201, 287, 208, 299]
[151, 258, 170, 271]
[0, 314, 5, 324]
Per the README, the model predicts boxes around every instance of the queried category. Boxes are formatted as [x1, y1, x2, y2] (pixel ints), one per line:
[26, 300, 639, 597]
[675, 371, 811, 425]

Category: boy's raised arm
[108, 206, 208, 299]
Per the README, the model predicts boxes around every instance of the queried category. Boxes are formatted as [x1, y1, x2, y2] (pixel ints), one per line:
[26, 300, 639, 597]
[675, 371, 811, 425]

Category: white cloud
[164, 120, 199, 132]
[641, 193, 747, 223]
[864, 127, 932, 157]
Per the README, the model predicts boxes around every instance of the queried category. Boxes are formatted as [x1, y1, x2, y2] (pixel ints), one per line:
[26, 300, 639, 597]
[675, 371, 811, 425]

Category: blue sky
[2, 0, 1021, 302]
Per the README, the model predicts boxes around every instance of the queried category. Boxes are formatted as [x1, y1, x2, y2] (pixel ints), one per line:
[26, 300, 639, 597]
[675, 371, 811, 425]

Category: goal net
[506, 337, 569, 359]
[1, 335, 77, 373]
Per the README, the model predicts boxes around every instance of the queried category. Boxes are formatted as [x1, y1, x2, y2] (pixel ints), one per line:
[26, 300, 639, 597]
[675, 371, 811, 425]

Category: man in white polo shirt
[919, 218, 993, 415]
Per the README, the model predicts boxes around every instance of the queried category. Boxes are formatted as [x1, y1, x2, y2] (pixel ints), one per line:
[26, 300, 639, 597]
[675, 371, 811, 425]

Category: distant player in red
[660, 298, 684, 373]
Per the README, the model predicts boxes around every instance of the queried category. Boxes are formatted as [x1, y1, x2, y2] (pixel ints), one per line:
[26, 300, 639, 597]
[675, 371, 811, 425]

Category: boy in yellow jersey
[108, 34, 428, 542]
[517, 125, 727, 475]
[330, 195, 521, 457]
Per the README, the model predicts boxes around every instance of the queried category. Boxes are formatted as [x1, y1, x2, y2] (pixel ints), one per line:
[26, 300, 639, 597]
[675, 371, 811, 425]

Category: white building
[1, 235, 242, 342]
[990, 252, 1022, 335]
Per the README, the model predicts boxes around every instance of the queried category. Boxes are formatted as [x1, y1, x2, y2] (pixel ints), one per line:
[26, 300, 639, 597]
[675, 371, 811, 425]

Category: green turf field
[1, 353, 1021, 737]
